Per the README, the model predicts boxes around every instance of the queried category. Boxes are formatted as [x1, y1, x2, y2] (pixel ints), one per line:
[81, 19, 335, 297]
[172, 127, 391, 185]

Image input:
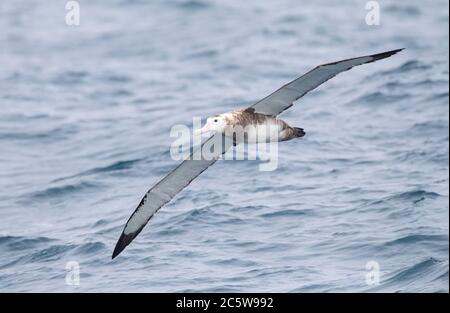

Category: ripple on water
[0, 235, 55, 251]
[27, 181, 101, 201]
[373, 258, 449, 292]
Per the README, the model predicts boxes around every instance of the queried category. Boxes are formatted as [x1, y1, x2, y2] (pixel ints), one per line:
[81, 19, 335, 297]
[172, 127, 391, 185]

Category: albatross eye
[214, 119, 218, 123]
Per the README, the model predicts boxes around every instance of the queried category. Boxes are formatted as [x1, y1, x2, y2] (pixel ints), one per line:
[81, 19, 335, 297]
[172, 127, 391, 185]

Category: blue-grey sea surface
[0, 0, 448, 292]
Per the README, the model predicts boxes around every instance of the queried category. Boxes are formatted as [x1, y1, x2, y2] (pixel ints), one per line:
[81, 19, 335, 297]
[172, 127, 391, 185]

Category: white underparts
[223, 120, 288, 143]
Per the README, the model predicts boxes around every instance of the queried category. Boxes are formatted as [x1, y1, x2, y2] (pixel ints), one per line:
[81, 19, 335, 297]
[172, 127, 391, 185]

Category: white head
[195, 114, 227, 135]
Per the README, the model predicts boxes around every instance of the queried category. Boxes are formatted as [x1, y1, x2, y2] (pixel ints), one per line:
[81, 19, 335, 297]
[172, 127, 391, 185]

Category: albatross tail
[293, 127, 306, 138]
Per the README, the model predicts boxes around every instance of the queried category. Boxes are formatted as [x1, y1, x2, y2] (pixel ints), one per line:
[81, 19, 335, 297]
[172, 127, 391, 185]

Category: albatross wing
[112, 134, 232, 259]
[112, 49, 403, 259]
[251, 49, 403, 116]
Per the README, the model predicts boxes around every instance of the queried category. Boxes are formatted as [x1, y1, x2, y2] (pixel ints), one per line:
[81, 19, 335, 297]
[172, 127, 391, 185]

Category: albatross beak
[194, 125, 211, 135]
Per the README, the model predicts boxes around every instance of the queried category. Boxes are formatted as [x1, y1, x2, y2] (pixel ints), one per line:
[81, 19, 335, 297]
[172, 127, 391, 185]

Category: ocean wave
[259, 208, 312, 218]
[0, 125, 79, 142]
[376, 258, 449, 292]
[385, 234, 448, 246]
[75, 242, 107, 255]
[366, 190, 441, 207]
[0, 235, 55, 251]
[28, 244, 77, 263]
[53, 158, 142, 183]
[352, 91, 409, 105]
[27, 181, 100, 200]
[174, 0, 211, 10]
[378, 60, 432, 76]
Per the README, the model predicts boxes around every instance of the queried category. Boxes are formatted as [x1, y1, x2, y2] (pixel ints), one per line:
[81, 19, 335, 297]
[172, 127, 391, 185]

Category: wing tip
[111, 232, 134, 259]
[320, 48, 404, 67]
[371, 48, 404, 61]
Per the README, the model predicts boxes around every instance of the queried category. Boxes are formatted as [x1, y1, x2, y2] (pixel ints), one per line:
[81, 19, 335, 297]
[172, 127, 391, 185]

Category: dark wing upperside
[250, 49, 403, 116]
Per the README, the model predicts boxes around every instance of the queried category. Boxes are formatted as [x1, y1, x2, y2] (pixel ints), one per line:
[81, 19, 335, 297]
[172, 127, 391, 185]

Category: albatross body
[112, 48, 403, 259]
[198, 107, 305, 144]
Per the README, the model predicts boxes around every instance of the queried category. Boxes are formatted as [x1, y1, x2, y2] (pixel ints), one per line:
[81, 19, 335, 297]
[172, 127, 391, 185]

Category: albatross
[112, 48, 403, 259]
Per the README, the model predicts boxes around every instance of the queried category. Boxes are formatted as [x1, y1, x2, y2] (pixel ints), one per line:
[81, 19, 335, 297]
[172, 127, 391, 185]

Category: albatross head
[196, 114, 228, 135]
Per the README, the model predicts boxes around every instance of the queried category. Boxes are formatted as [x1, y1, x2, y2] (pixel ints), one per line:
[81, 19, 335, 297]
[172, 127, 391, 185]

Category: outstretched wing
[112, 134, 232, 259]
[112, 49, 403, 258]
[251, 49, 403, 116]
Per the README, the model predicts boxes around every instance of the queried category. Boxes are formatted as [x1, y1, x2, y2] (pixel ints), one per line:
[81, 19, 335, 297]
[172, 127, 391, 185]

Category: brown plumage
[220, 107, 305, 142]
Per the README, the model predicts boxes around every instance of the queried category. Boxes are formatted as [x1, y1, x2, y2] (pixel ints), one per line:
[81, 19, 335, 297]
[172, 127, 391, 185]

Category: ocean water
[0, 0, 448, 292]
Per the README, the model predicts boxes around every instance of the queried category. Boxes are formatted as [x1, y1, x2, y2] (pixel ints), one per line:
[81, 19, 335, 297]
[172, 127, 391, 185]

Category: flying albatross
[112, 48, 403, 259]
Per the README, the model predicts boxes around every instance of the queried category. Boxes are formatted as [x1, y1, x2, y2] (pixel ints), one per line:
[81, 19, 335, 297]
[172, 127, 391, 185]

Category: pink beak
[194, 124, 211, 135]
